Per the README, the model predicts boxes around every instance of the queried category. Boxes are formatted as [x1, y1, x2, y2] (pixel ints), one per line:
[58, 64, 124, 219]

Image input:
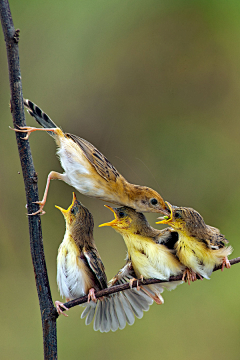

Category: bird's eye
[71, 208, 76, 215]
[118, 211, 125, 218]
[150, 198, 158, 205]
[175, 211, 182, 219]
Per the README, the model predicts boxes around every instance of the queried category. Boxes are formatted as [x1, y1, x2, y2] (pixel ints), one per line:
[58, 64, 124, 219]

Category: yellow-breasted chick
[56, 193, 153, 331]
[55, 192, 107, 316]
[156, 202, 233, 283]
[13, 99, 167, 215]
[99, 206, 184, 305]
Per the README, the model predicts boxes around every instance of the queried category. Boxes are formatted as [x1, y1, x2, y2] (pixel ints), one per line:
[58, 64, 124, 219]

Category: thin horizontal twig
[52, 256, 240, 318]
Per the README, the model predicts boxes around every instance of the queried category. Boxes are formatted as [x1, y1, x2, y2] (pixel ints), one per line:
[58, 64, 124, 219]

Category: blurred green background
[1, 1, 240, 359]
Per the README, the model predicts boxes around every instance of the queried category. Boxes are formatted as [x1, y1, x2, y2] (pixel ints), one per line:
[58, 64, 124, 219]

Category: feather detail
[80, 262, 153, 332]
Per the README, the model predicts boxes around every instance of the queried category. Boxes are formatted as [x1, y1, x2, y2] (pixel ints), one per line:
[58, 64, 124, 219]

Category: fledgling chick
[12, 99, 167, 216]
[56, 193, 153, 332]
[55, 192, 107, 316]
[156, 202, 233, 283]
[99, 206, 184, 305]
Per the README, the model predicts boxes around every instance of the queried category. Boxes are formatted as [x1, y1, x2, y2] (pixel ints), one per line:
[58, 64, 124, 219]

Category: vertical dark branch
[0, 1, 57, 359]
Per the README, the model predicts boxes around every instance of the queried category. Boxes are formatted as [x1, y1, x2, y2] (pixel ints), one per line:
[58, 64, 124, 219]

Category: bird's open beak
[99, 205, 119, 227]
[55, 204, 68, 217]
[55, 192, 77, 217]
[156, 201, 173, 224]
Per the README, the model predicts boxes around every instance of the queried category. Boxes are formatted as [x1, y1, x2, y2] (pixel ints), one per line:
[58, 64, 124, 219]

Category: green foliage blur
[1, 1, 240, 359]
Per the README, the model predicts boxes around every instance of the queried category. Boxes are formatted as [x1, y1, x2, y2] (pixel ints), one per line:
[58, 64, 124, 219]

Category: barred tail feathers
[24, 99, 57, 134]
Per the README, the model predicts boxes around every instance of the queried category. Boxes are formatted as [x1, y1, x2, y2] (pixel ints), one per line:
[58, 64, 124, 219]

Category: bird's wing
[83, 246, 108, 290]
[206, 226, 229, 249]
[66, 133, 120, 182]
[81, 259, 153, 332]
[108, 260, 134, 287]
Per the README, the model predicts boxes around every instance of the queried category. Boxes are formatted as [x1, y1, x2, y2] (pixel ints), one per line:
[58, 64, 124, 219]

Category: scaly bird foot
[129, 277, 141, 291]
[221, 257, 231, 271]
[88, 288, 97, 303]
[27, 200, 46, 216]
[182, 269, 195, 285]
[55, 301, 69, 317]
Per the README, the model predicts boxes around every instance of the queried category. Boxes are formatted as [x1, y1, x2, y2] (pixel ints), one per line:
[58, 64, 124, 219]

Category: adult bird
[13, 99, 168, 216]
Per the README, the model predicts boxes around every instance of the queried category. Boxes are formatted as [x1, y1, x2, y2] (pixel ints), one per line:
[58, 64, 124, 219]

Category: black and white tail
[24, 99, 57, 135]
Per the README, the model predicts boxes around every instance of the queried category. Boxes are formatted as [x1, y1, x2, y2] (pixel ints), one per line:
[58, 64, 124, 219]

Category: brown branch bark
[0, 1, 57, 359]
[53, 256, 240, 316]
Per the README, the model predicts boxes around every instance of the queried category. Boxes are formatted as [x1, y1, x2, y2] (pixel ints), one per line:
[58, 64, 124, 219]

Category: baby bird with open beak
[55, 192, 107, 315]
[156, 202, 233, 284]
[100, 206, 184, 305]
[55, 193, 153, 332]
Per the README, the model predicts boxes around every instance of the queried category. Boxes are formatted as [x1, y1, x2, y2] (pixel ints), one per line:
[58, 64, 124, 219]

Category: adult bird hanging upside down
[12, 99, 168, 216]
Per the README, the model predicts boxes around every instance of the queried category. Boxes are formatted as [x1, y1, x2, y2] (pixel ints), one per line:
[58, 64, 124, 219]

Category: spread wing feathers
[66, 133, 120, 182]
[83, 247, 108, 290]
[24, 99, 57, 134]
[81, 261, 153, 332]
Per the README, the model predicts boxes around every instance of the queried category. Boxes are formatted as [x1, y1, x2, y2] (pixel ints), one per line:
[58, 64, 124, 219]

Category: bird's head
[55, 192, 94, 235]
[156, 202, 206, 235]
[129, 185, 169, 215]
[99, 205, 148, 235]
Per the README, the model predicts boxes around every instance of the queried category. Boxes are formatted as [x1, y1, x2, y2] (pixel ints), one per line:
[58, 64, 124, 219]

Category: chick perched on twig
[100, 206, 184, 305]
[55, 192, 107, 315]
[156, 202, 233, 284]
[12, 99, 167, 216]
[56, 193, 153, 332]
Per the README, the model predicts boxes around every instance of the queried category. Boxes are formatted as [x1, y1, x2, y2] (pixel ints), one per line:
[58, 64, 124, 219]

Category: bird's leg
[129, 278, 140, 290]
[10, 126, 57, 140]
[182, 268, 194, 285]
[140, 287, 164, 305]
[55, 300, 69, 317]
[29, 171, 65, 216]
[182, 269, 203, 284]
[129, 275, 144, 290]
[87, 288, 97, 303]
[221, 257, 231, 271]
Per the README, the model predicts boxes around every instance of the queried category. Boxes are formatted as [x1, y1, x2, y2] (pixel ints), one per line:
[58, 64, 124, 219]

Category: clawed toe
[55, 301, 69, 317]
[88, 288, 97, 303]
[221, 257, 231, 271]
[129, 278, 140, 290]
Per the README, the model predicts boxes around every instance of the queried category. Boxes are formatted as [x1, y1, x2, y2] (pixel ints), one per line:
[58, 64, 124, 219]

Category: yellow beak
[99, 205, 119, 227]
[156, 201, 173, 224]
[55, 192, 77, 218]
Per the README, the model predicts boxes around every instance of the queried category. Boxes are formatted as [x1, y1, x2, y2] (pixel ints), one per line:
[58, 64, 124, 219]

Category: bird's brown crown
[127, 184, 169, 214]
[156, 201, 207, 236]
[99, 205, 161, 238]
